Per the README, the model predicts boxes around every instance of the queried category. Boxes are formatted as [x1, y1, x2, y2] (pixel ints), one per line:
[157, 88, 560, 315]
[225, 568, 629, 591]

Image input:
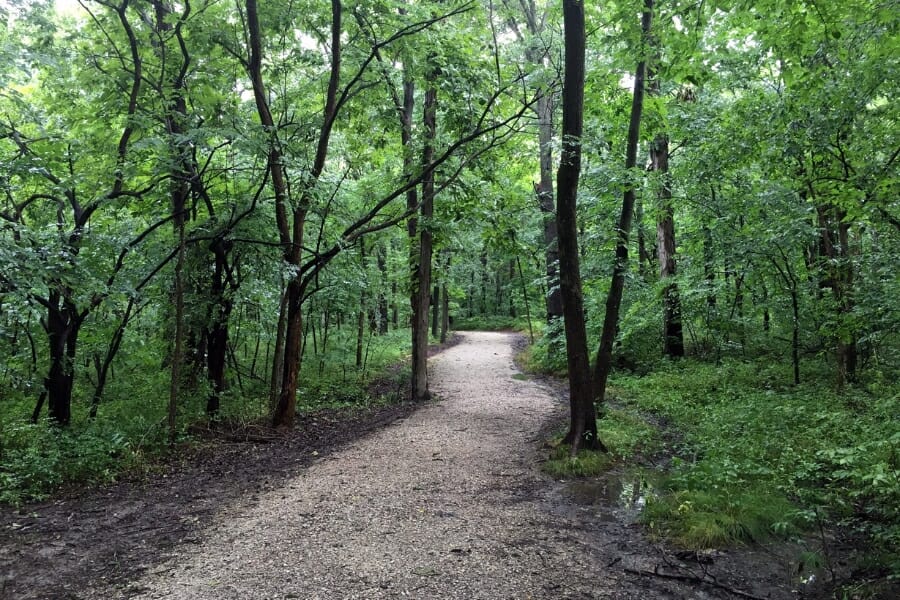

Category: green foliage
[599, 408, 659, 459]
[0, 416, 166, 505]
[544, 446, 612, 478]
[613, 359, 900, 570]
[543, 407, 660, 477]
[452, 315, 535, 332]
[644, 487, 800, 548]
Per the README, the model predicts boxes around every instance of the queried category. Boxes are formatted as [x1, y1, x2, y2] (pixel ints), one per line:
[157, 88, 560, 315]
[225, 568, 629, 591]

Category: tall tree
[556, 0, 600, 452]
[591, 0, 653, 406]
[648, 54, 684, 357]
[502, 0, 562, 324]
[410, 68, 438, 402]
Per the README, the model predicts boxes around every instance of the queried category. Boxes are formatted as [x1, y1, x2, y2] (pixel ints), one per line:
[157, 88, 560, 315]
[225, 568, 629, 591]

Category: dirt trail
[4, 331, 799, 599]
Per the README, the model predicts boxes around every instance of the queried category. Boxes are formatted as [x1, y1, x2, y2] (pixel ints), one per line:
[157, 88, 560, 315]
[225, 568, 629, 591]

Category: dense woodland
[1, 0, 898, 594]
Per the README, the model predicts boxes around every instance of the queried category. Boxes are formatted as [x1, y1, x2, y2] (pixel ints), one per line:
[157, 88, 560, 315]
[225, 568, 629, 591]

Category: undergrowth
[0, 328, 414, 505]
[452, 315, 535, 332]
[543, 407, 659, 478]
[610, 358, 900, 575]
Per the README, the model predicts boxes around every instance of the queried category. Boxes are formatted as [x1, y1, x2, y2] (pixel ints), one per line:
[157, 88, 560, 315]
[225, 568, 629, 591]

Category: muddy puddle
[558, 470, 659, 524]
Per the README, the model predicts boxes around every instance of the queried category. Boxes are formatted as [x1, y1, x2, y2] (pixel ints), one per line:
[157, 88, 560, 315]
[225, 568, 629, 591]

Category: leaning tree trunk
[592, 0, 653, 407]
[557, 0, 600, 452]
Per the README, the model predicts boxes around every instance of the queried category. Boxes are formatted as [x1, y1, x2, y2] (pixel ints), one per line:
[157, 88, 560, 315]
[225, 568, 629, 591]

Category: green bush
[612, 359, 900, 572]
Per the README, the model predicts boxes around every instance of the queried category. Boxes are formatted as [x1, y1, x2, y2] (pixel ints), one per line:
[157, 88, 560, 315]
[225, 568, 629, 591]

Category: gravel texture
[11, 331, 800, 600]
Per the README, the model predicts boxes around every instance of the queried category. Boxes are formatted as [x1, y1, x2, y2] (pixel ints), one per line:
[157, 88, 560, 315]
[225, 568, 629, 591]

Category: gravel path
[75, 331, 605, 599]
[74, 331, 793, 600]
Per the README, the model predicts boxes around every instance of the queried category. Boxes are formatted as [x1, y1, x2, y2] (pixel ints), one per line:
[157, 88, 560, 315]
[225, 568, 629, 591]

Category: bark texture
[557, 0, 599, 451]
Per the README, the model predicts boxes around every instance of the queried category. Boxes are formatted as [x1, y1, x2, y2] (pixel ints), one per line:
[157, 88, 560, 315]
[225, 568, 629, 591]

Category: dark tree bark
[646, 34, 683, 357]
[205, 238, 235, 415]
[247, 0, 342, 428]
[431, 284, 440, 338]
[440, 280, 450, 344]
[509, 0, 562, 324]
[410, 78, 437, 402]
[557, 0, 600, 452]
[650, 132, 684, 357]
[591, 0, 653, 408]
[816, 203, 857, 385]
[356, 240, 367, 369]
[44, 295, 85, 426]
[376, 244, 389, 334]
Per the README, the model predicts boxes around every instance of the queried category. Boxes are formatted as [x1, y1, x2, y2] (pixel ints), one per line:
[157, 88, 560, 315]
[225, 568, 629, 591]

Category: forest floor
[2, 331, 811, 600]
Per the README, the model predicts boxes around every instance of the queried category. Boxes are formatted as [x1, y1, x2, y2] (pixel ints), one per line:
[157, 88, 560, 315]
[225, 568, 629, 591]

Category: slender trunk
[268, 286, 288, 411]
[636, 196, 649, 278]
[356, 241, 366, 369]
[791, 287, 801, 385]
[169, 218, 185, 443]
[90, 298, 137, 418]
[402, 74, 426, 399]
[591, 0, 653, 408]
[651, 132, 684, 357]
[206, 240, 233, 416]
[557, 0, 600, 452]
[440, 280, 450, 343]
[356, 298, 365, 369]
[411, 80, 437, 401]
[377, 244, 389, 334]
[516, 255, 534, 344]
[257, 0, 341, 428]
[482, 251, 492, 314]
[431, 284, 440, 337]
[537, 91, 563, 323]
[274, 279, 304, 426]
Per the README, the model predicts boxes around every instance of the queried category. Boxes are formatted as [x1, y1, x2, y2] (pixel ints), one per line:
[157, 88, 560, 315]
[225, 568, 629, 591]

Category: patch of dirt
[0, 400, 421, 600]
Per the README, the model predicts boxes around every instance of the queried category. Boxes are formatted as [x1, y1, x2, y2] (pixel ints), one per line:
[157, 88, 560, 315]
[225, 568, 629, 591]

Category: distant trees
[0, 0, 897, 446]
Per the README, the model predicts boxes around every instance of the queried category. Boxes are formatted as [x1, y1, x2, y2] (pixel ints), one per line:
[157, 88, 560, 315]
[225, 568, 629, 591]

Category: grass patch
[544, 407, 661, 478]
[644, 487, 801, 548]
[610, 357, 900, 572]
[599, 407, 659, 459]
[544, 445, 613, 478]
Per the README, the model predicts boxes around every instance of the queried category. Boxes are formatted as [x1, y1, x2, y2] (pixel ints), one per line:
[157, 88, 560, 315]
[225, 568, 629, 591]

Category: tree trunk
[557, 0, 600, 452]
[816, 204, 857, 387]
[44, 296, 81, 426]
[440, 280, 450, 343]
[650, 132, 684, 357]
[268, 286, 288, 411]
[249, 0, 341, 428]
[411, 80, 437, 402]
[376, 244, 389, 334]
[516, 255, 535, 344]
[90, 298, 137, 418]
[273, 279, 304, 427]
[591, 0, 653, 410]
[431, 284, 440, 338]
[205, 240, 233, 416]
[169, 216, 185, 443]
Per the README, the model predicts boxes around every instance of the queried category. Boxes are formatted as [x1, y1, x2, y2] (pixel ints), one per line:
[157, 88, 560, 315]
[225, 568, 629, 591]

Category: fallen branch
[624, 566, 766, 600]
